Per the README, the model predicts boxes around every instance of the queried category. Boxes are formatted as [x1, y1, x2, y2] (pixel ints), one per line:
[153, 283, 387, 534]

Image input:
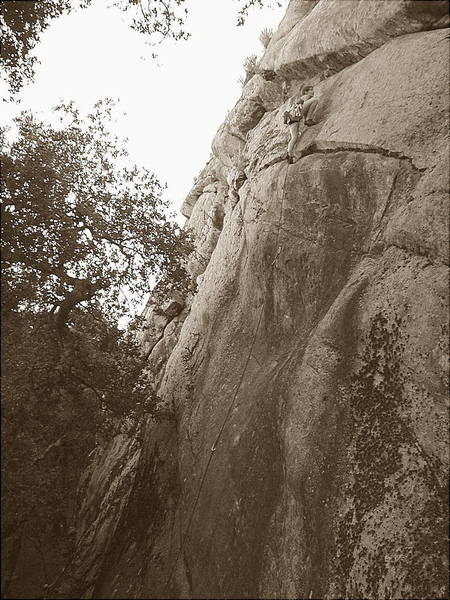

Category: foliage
[1, 307, 159, 593]
[115, 0, 190, 40]
[259, 26, 273, 48]
[242, 53, 260, 85]
[1, 100, 193, 328]
[0, 0, 88, 95]
[0, 101, 192, 594]
[1, 0, 284, 95]
[237, 0, 283, 26]
[244, 53, 259, 72]
[1, 0, 190, 95]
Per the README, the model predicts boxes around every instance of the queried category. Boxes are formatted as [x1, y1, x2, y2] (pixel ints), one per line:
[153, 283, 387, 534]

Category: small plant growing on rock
[243, 53, 259, 85]
[259, 27, 273, 48]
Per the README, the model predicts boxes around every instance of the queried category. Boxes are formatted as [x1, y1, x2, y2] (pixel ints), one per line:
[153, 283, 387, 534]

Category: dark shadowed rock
[63, 2, 449, 598]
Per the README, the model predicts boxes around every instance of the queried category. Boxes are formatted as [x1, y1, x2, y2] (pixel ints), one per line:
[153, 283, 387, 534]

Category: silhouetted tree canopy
[1, 100, 191, 596]
[1, 0, 282, 94]
[1, 100, 192, 328]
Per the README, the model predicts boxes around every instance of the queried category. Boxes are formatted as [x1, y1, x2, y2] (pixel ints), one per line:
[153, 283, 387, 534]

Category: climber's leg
[287, 122, 299, 162]
[303, 98, 318, 125]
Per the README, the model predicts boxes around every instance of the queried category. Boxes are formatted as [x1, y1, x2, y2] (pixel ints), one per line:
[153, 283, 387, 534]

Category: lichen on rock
[64, 2, 449, 598]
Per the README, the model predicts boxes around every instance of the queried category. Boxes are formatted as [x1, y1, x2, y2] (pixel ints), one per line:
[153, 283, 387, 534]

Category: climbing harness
[284, 99, 303, 125]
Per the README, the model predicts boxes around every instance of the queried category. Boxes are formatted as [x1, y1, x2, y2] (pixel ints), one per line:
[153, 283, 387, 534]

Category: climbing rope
[164, 162, 291, 592]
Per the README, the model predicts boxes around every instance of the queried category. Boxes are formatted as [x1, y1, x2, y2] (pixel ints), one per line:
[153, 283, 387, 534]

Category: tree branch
[54, 279, 103, 330]
[71, 372, 103, 403]
[33, 437, 65, 464]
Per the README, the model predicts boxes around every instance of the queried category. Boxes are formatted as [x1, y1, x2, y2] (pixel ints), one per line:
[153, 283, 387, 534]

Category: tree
[1, 0, 190, 95]
[1, 0, 283, 95]
[1, 0, 86, 95]
[1, 304, 160, 596]
[1, 100, 192, 329]
[237, 0, 283, 26]
[0, 102, 191, 597]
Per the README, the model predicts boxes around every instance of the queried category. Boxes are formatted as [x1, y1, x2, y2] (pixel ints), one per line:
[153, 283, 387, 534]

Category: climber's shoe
[305, 119, 316, 126]
[287, 153, 294, 164]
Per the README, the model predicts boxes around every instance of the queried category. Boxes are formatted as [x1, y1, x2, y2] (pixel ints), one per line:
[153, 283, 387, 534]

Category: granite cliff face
[60, 2, 449, 598]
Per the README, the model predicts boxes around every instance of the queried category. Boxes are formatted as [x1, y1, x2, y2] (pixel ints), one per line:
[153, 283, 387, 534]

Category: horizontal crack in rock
[299, 140, 425, 171]
[249, 140, 425, 177]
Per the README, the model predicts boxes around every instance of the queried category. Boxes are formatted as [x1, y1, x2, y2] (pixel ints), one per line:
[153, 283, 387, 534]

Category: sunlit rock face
[62, 1, 448, 598]
[260, 0, 448, 79]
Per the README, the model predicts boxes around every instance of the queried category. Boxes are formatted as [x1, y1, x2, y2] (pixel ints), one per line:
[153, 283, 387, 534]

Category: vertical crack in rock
[64, 4, 448, 599]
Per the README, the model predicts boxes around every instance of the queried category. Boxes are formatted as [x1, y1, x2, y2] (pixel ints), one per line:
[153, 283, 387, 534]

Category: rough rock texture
[260, 0, 449, 78]
[62, 2, 449, 598]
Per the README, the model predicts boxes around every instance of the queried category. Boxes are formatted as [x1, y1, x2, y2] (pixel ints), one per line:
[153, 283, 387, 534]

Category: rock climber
[285, 84, 319, 164]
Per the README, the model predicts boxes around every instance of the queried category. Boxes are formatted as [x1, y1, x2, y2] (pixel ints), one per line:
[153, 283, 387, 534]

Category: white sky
[2, 0, 287, 224]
